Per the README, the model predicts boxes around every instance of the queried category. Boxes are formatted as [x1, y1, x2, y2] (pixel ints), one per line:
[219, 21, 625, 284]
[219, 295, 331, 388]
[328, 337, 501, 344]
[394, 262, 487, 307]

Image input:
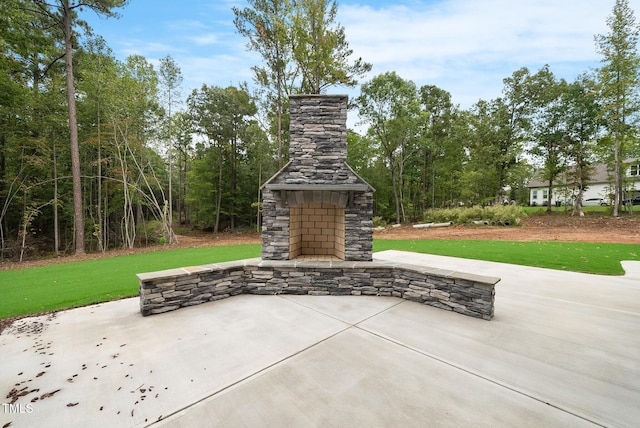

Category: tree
[465, 68, 534, 205]
[233, 0, 294, 168]
[563, 75, 602, 216]
[30, 0, 129, 254]
[418, 85, 459, 210]
[187, 85, 257, 232]
[0, 0, 34, 257]
[158, 55, 182, 243]
[77, 35, 118, 251]
[290, 0, 371, 94]
[357, 72, 420, 224]
[1, 0, 71, 258]
[111, 54, 165, 248]
[234, 0, 371, 168]
[595, 0, 640, 216]
[528, 66, 568, 212]
[171, 112, 194, 225]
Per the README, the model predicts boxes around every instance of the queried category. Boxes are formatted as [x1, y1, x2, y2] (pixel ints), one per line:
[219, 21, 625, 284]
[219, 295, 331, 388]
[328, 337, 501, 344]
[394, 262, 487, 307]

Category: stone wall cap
[137, 267, 210, 282]
[264, 183, 370, 191]
[289, 94, 348, 99]
[208, 258, 261, 270]
[451, 271, 501, 286]
[371, 258, 500, 286]
[137, 268, 185, 282]
[138, 259, 263, 282]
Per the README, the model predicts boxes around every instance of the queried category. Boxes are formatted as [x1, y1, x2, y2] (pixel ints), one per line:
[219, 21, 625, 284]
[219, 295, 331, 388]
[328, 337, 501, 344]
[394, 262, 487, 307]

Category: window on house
[532, 190, 538, 199]
[630, 164, 639, 176]
[543, 190, 548, 200]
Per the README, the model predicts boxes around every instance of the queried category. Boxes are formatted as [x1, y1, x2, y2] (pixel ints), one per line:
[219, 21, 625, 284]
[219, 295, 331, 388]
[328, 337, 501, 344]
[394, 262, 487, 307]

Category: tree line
[1, 0, 639, 260]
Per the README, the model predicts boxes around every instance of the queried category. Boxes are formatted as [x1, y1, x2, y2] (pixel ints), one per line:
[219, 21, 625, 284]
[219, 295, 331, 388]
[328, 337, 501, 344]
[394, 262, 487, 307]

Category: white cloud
[120, 41, 176, 57]
[339, 0, 640, 107]
[81, 0, 640, 112]
[189, 33, 220, 45]
[177, 53, 259, 93]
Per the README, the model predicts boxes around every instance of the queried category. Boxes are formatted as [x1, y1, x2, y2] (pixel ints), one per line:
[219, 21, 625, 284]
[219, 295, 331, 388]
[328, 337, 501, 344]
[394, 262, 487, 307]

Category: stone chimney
[261, 95, 374, 261]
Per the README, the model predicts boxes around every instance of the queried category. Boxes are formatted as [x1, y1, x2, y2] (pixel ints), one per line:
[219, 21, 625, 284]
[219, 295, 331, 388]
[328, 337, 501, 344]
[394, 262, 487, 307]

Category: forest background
[1, 0, 639, 261]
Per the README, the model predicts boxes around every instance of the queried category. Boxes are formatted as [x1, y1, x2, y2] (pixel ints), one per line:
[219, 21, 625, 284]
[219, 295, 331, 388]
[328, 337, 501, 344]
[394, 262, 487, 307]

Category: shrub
[488, 204, 527, 225]
[423, 208, 456, 223]
[137, 220, 166, 245]
[423, 205, 527, 226]
[373, 216, 387, 228]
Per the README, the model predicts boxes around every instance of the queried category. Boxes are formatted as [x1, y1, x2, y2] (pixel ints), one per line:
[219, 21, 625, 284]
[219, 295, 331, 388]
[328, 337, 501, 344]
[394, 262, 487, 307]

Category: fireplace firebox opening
[289, 202, 345, 260]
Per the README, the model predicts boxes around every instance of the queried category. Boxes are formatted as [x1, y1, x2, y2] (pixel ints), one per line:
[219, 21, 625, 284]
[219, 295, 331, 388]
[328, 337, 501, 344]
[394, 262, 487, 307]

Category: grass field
[1, 239, 638, 320]
[374, 240, 638, 276]
[0, 244, 261, 320]
[521, 205, 611, 214]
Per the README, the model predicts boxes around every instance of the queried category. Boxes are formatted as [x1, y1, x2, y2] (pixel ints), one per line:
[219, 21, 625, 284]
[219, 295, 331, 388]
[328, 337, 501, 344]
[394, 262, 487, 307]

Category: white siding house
[527, 160, 640, 206]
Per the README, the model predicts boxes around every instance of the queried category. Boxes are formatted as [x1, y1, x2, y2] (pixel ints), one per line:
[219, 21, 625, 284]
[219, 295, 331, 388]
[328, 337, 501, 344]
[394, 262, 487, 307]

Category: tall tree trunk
[178, 147, 187, 224]
[103, 182, 109, 250]
[277, 77, 283, 169]
[168, 140, 174, 242]
[613, 129, 621, 217]
[214, 158, 223, 234]
[231, 137, 237, 231]
[256, 165, 262, 232]
[52, 141, 60, 255]
[19, 193, 27, 263]
[421, 148, 428, 210]
[389, 155, 401, 224]
[398, 155, 407, 223]
[0, 133, 5, 196]
[0, 133, 6, 257]
[97, 117, 104, 252]
[115, 137, 135, 249]
[546, 180, 554, 213]
[63, 2, 85, 254]
[572, 176, 585, 218]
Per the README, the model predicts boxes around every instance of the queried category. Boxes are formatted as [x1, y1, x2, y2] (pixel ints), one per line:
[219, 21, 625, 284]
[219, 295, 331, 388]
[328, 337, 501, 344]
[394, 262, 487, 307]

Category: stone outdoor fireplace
[138, 94, 498, 321]
[261, 95, 374, 261]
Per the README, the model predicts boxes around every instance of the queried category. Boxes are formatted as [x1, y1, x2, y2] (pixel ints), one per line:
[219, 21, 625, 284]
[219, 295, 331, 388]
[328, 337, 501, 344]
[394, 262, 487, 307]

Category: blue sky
[80, 0, 640, 112]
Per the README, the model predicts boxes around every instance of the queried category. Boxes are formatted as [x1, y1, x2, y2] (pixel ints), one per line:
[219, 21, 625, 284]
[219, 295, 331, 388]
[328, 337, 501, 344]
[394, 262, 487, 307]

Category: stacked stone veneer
[138, 258, 498, 320]
[261, 94, 374, 261]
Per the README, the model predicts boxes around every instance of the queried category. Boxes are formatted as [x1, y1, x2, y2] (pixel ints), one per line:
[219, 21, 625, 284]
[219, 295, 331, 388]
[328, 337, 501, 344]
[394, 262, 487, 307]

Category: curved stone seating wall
[138, 258, 499, 320]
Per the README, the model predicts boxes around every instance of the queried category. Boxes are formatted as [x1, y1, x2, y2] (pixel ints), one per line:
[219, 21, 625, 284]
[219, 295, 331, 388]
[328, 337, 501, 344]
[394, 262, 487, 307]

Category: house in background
[526, 160, 640, 206]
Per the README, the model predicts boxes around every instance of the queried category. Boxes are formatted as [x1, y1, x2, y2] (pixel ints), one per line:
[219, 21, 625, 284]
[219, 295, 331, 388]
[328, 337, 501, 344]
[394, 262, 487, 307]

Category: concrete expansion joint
[156, 318, 355, 424]
[358, 324, 606, 428]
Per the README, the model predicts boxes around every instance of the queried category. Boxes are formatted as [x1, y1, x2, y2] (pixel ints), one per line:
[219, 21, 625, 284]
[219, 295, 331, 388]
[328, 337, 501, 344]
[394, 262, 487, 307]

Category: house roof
[526, 159, 639, 188]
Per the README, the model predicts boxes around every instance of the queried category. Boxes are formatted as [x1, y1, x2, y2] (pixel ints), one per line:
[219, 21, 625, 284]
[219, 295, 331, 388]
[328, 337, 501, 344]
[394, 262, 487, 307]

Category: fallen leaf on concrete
[40, 389, 61, 399]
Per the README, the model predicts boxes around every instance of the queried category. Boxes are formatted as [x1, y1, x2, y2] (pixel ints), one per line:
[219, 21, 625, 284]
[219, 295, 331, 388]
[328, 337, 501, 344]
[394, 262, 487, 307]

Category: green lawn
[0, 244, 261, 320]
[521, 205, 612, 214]
[1, 239, 638, 320]
[374, 239, 639, 276]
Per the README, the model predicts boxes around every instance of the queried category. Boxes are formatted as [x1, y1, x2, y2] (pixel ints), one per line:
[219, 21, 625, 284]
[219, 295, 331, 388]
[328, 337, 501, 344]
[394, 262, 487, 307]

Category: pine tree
[595, 0, 640, 216]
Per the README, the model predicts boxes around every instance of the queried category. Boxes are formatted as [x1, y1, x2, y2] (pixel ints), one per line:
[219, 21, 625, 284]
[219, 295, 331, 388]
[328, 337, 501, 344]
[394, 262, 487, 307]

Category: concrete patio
[1, 250, 639, 427]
